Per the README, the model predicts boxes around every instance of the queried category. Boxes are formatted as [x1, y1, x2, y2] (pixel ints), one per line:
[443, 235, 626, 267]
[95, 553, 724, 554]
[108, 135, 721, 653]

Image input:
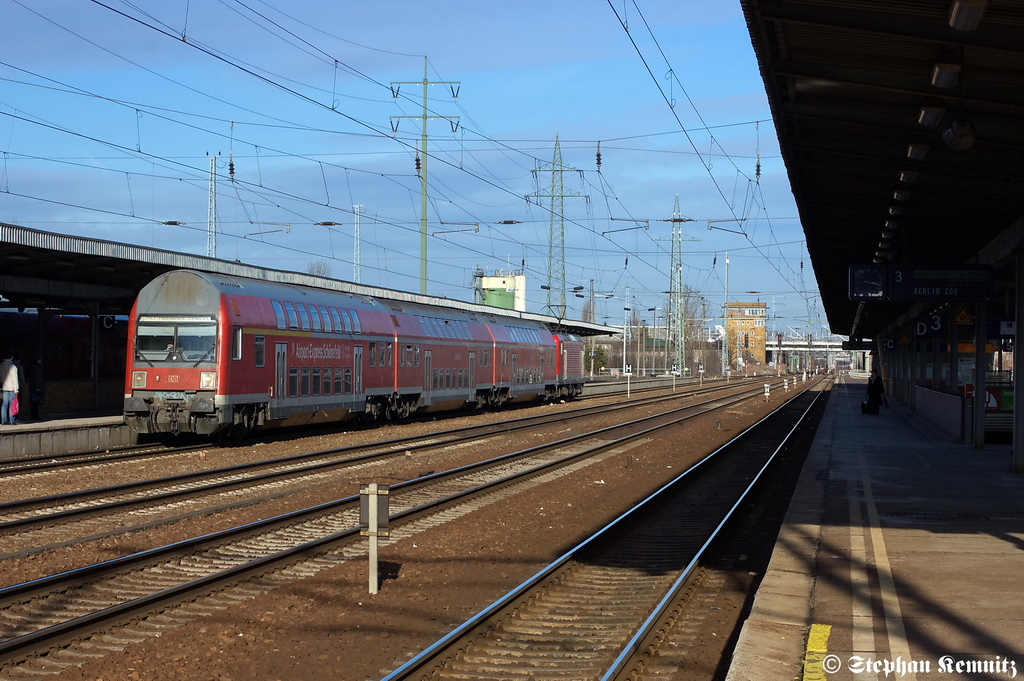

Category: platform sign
[848, 265, 887, 301]
[842, 340, 875, 351]
[888, 266, 993, 302]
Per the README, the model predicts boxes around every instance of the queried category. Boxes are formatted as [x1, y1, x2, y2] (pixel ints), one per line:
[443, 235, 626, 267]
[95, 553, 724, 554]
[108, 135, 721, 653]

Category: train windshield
[135, 315, 218, 364]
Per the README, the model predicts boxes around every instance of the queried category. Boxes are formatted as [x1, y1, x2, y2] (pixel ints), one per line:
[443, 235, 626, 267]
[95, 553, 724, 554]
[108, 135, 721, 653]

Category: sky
[0, 0, 832, 338]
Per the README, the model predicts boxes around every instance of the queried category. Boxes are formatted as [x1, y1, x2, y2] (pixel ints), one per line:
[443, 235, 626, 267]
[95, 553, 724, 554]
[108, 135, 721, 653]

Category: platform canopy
[741, 0, 1024, 338]
[0, 223, 614, 337]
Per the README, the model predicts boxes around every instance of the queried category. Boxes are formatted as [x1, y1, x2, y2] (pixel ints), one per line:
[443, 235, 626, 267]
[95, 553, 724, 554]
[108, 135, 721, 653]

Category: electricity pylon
[657, 195, 698, 373]
[527, 136, 587, 312]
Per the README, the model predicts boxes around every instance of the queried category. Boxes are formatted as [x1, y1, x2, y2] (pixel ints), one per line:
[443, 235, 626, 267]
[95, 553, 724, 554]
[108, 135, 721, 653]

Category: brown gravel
[4, 380, 815, 680]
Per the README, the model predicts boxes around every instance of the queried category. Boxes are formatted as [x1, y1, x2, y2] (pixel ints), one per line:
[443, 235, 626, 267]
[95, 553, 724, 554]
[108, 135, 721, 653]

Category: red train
[123, 270, 586, 437]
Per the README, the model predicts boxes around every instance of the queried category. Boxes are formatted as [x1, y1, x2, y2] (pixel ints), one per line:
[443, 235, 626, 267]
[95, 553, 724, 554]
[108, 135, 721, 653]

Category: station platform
[0, 414, 134, 460]
[727, 377, 1024, 680]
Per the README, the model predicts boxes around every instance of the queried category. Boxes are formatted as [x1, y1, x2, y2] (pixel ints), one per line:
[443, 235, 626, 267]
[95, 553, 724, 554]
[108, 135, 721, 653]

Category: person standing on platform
[1, 352, 19, 425]
[866, 368, 885, 415]
[28, 357, 45, 420]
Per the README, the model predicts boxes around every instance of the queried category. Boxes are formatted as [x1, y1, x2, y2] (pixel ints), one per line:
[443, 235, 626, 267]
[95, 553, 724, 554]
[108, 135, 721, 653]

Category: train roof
[1, 223, 615, 338]
[140, 269, 616, 338]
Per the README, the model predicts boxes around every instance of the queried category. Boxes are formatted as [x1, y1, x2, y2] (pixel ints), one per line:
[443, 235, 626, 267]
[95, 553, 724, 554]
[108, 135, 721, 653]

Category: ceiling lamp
[873, 256, 885, 264]
[882, 230, 897, 240]
[878, 241, 891, 250]
[918, 106, 945, 126]
[907, 143, 930, 160]
[900, 170, 920, 183]
[889, 206, 903, 216]
[949, 0, 987, 30]
[893, 190, 911, 201]
[942, 117, 976, 150]
[885, 220, 899, 230]
[931, 63, 961, 88]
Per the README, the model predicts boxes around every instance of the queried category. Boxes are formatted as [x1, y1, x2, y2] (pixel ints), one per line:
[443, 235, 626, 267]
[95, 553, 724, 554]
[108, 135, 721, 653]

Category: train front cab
[123, 279, 228, 436]
[122, 309, 227, 436]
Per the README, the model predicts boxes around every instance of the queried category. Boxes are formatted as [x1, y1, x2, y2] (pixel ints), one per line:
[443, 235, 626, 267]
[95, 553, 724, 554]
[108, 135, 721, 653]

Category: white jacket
[0, 360, 18, 391]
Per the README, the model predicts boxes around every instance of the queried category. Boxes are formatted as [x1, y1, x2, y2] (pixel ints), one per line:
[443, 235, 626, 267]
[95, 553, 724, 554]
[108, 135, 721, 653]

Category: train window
[135, 317, 218, 364]
[312, 367, 321, 396]
[322, 367, 332, 395]
[368, 342, 376, 367]
[301, 367, 310, 396]
[231, 326, 243, 360]
[296, 304, 312, 332]
[414, 345, 420, 367]
[445, 369, 451, 389]
[343, 367, 353, 394]
[289, 367, 298, 398]
[330, 307, 344, 333]
[271, 301, 287, 330]
[283, 302, 299, 330]
[309, 306, 322, 332]
[349, 309, 362, 334]
[318, 305, 332, 332]
[334, 366, 343, 394]
[385, 342, 392, 367]
[431, 369, 438, 390]
[254, 336, 265, 367]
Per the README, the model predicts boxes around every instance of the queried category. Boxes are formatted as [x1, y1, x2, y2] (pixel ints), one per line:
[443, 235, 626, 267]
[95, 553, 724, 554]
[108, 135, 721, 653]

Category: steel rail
[0, 379, 785, 665]
[0, 376, 777, 533]
[380, 378, 827, 681]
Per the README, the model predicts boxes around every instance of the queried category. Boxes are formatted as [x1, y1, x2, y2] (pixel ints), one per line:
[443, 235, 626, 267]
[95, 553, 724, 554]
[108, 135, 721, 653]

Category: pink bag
[10, 394, 18, 417]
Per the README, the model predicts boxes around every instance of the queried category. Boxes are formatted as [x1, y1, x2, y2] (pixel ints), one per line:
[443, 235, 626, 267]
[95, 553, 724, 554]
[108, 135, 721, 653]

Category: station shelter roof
[0, 222, 614, 338]
[741, 0, 1024, 339]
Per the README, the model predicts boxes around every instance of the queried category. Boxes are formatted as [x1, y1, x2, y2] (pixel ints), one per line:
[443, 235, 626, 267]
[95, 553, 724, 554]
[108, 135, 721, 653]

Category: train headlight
[132, 371, 147, 389]
[200, 371, 217, 390]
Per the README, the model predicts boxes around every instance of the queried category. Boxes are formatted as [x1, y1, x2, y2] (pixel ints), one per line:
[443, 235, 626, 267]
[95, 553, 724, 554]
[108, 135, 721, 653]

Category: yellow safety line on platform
[849, 479, 878, 680]
[860, 455, 917, 681]
[802, 623, 832, 680]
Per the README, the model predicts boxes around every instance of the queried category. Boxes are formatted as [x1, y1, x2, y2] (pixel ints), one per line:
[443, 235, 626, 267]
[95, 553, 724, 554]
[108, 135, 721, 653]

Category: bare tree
[307, 259, 332, 278]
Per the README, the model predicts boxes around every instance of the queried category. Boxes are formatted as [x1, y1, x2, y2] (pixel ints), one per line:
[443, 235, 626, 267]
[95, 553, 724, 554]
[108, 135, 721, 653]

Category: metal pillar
[974, 302, 987, 449]
[913, 325, 921, 409]
[1015, 250, 1024, 472]
[390, 59, 460, 295]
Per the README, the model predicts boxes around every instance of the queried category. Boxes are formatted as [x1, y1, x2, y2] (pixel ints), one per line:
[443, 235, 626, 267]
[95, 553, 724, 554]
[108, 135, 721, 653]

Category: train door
[423, 350, 432, 404]
[511, 353, 517, 390]
[272, 342, 287, 418]
[353, 346, 363, 394]
[468, 351, 475, 397]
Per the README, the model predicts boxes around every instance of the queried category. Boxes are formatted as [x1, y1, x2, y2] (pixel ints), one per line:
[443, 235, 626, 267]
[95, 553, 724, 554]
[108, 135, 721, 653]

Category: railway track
[381, 379, 830, 681]
[0, 374, 728, 475]
[0, 377, 810, 675]
[0, 377, 791, 558]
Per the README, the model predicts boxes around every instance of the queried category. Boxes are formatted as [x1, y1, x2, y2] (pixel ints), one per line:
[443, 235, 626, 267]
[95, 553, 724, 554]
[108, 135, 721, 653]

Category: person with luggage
[864, 369, 885, 415]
